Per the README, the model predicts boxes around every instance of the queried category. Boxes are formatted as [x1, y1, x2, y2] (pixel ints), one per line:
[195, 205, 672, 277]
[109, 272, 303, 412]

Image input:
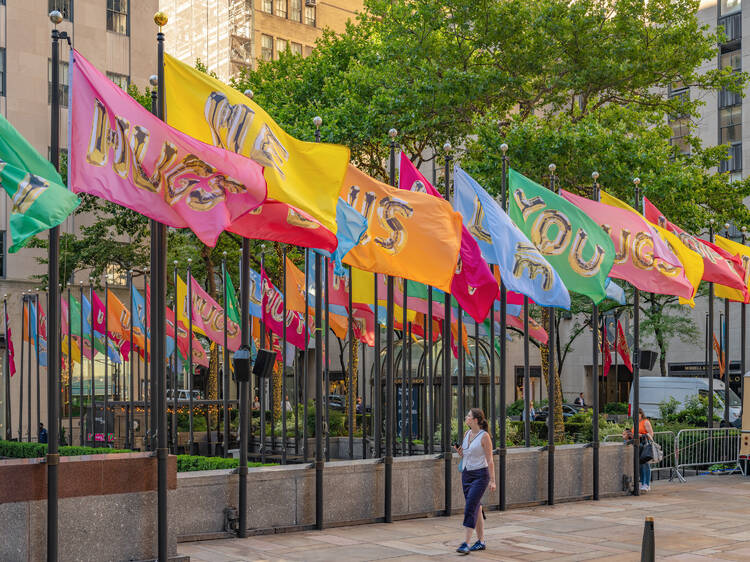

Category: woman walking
[455, 408, 496, 554]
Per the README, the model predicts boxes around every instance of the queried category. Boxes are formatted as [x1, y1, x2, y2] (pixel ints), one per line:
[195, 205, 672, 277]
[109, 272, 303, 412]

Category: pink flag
[261, 268, 308, 350]
[5, 310, 15, 376]
[189, 276, 242, 352]
[399, 153, 498, 322]
[166, 306, 210, 367]
[91, 290, 131, 359]
[561, 190, 694, 300]
[69, 50, 267, 246]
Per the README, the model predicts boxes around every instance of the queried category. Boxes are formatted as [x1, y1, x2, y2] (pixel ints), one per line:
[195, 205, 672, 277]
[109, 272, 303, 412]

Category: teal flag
[0, 114, 79, 252]
[508, 169, 614, 304]
[225, 271, 241, 325]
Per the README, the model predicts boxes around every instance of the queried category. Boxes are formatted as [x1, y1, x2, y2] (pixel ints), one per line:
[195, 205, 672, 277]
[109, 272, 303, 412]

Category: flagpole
[348, 264, 354, 460]
[47, 10, 65, 557]
[78, 282, 84, 445]
[546, 163, 557, 506]
[4, 296, 11, 440]
[523, 296, 530, 447]
[385, 127, 398, 523]
[222, 252, 230, 457]
[489, 266, 496, 450]
[708, 218, 715, 428]
[457, 303, 464, 448]
[19, 293, 24, 441]
[281, 244, 288, 465]
[313, 114, 325, 531]
[89, 280, 95, 446]
[591, 171, 601, 501]
[407, 320, 413, 454]
[104, 279, 110, 446]
[125, 271, 133, 450]
[632, 178, 641, 496]
[474, 317, 479, 413]
[427, 286, 434, 454]
[442, 141, 453, 517]
[259, 248, 267, 463]
[402, 279, 408, 456]
[303, 249, 309, 462]
[187, 259, 195, 454]
[324, 257, 330, 461]
[374, 271, 381, 458]
[35, 290, 40, 442]
[172, 261, 178, 454]
[153, 15, 170, 557]
[724, 223, 731, 424]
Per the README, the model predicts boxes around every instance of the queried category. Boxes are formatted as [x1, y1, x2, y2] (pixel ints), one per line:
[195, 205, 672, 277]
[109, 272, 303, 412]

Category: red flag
[602, 323, 612, 377]
[398, 153, 498, 321]
[643, 197, 745, 290]
[351, 304, 375, 346]
[713, 333, 725, 378]
[165, 306, 209, 367]
[5, 309, 15, 376]
[261, 268, 308, 350]
[616, 322, 633, 372]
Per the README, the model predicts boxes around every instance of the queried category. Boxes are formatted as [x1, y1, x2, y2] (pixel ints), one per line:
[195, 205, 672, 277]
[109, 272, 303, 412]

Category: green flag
[225, 271, 241, 325]
[508, 168, 614, 304]
[69, 295, 82, 337]
[0, 114, 79, 252]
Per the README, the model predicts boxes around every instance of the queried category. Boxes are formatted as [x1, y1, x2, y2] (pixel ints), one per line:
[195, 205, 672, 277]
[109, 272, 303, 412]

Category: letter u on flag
[453, 166, 570, 309]
[561, 189, 694, 300]
[341, 165, 463, 292]
[399, 154, 498, 322]
[164, 53, 349, 251]
[69, 50, 266, 246]
[508, 169, 614, 304]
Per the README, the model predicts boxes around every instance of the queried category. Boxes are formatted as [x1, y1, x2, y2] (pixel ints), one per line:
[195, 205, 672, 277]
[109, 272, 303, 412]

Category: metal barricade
[674, 427, 741, 480]
[603, 431, 678, 481]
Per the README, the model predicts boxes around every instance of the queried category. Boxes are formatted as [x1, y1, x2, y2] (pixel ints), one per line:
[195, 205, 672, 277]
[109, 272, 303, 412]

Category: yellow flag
[600, 190, 703, 307]
[714, 235, 750, 303]
[350, 267, 416, 322]
[164, 54, 349, 235]
[62, 335, 81, 363]
[176, 274, 207, 335]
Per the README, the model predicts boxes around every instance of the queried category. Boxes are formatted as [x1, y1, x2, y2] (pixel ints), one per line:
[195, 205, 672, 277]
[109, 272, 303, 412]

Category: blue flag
[81, 294, 121, 363]
[130, 284, 148, 340]
[605, 279, 626, 305]
[315, 198, 368, 275]
[453, 165, 570, 309]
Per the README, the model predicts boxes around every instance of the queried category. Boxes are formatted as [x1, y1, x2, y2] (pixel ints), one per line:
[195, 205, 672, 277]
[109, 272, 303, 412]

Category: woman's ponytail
[470, 407, 489, 432]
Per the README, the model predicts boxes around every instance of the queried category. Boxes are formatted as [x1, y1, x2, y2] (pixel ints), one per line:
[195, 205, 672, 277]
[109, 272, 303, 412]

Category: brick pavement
[179, 474, 750, 561]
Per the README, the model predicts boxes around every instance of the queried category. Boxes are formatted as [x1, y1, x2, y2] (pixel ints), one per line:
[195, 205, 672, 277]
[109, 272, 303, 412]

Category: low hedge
[175, 455, 274, 472]
[0, 440, 131, 458]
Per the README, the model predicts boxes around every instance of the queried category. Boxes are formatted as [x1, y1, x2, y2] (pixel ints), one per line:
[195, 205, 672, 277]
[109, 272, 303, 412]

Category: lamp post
[632, 177, 641, 496]
[442, 140, 453, 517]
[313, 115, 325, 531]
[708, 218, 715, 428]
[498, 142, 508, 511]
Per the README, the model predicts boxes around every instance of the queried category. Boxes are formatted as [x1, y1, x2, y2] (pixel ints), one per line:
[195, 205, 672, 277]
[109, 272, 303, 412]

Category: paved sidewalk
[179, 475, 750, 561]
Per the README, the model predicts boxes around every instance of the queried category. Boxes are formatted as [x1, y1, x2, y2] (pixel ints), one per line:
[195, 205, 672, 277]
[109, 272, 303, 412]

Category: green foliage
[658, 398, 680, 420]
[0, 440, 131, 458]
[658, 395, 721, 426]
[175, 455, 275, 472]
[604, 402, 628, 415]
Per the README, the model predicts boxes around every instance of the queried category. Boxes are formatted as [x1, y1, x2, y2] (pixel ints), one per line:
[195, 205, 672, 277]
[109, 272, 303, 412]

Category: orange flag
[341, 165, 462, 292]
[285, 257, 309, 314]
[107, 290, 146, 352]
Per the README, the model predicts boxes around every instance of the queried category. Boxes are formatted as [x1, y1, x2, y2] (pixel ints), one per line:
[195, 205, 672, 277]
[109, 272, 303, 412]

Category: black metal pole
[632, 178, 641, 496]
[742, 228, 747, 415]
[427, 287, 434, 454]
[303, 249, 309, 461]
[523, 296, 530, 447]
[442, 142, 453, 517]
[457, 305, 464, 445]
[104, 280, 109, 446]
[171, 263, 178, 454]
[385, 128, 398, 523]
[402, 280, 408, 456]
[187, 259, 195, 453]
[724, 224, 731, 424]
[67, 289, 72, 447]
[238, 238, 250, 537]
[47, 14, 63, 559]
[374, 272, 381, 458]
[708, 219, 715, 428]
[281, 245, 288, 465]
[18, 293, 24, 441]
[313, 116, 325, 530]
[324, 258, 330, 461]
[489, 267, 496, 449]
[259, 250, 267, 462]
[89, 282, 96, 447]
[126, 273, 133, 450]
[222, 254, 230, 456]
[155, 18, 169, 559]
[35, 291, 40, 441]
[592, 172, 600, 501]
[4, 297, 11, 440]
[547, 164, 557, 505]
[348, 265, 354, 460]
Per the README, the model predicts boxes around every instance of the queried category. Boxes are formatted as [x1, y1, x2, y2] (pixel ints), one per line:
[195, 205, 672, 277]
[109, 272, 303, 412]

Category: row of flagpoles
[5, 11, 750, 560]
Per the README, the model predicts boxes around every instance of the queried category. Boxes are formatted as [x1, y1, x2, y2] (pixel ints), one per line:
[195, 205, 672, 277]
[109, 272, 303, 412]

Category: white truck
[628, 376, 741, 423]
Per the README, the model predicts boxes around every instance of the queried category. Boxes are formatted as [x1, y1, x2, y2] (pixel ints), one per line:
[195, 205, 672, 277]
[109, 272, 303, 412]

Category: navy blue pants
[461, 467, 489, 529]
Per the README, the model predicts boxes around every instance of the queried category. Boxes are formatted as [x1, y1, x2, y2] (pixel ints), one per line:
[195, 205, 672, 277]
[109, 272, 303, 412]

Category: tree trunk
[541, 307, 565, 442]
[272, 361, 282, 423]
[207, 342, 218, 400]
[347, 339, 359, 432]
[650, 295, 667, 376]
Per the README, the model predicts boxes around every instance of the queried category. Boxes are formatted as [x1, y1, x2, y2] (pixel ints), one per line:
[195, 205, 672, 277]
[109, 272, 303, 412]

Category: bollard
[641, 516, 655, 562]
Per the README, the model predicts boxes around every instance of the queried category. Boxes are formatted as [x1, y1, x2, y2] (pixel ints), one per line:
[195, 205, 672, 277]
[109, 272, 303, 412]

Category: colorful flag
[285, 257, 309, 315]
[186, 275, 242, 351]
[225, 271, 241, 325]
[616, 321, 633, 372]
[643, 196, 745, 290]
[561, 189, 693, 300]
[164, 53, 349, 246]
[508, 169, 614, 304]
[602, 324, 612, 377]
[5, 308, 15, 376]
[81, 293, 121, 363]
[0, 114, 79, 252]
[342, 165, 463, 292]
[351, 304, 375, 346]
[69, 49, 266, 246]
[605, 279, 626, 305]
[453, 166, 570, 309]
[261, 268, 309, 349]
[165, 306, 209, 367]
[399, 154, 498, 322]
[23, 298, 37, 347]
[314, 198, 368, 274]
[714, 235, 750, 303]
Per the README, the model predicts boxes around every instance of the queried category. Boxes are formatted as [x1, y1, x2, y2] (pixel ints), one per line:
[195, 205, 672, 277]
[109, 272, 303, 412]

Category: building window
[0, 49, 5, 97]
[106, 71, 129, 90]
[721, 48, 742, 72]
[719, 142, 742, 174]
[291, 42, 303, 56]
[47, 59, 69, 108]
[106, 0, 128, 35]
[261, 35, 273, 61]
[720, 0, 741, 15]
[305, 5, 316, 26]
[49, 0, 73, 21]
[720, 105, 742, 144]
[668, 86, 690, 155]
[290, 0, 302, 22]
[276, 0, 287, 18]
[261, 0, 272, 14]
[276, 38, 288, 58]
[105, 264, 127, 286]
[719, 13, 741, 44]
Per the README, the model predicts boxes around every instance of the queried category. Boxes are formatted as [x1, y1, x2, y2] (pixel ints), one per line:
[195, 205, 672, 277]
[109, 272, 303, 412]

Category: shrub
[176, 455, 275, 472]
[604, 402, 628, 415]
[0, 440, 131, 459]
[658, 397, 680, 419]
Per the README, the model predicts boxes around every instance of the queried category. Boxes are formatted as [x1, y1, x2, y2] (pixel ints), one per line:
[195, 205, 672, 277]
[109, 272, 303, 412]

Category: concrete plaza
[179, 474, 750, 561]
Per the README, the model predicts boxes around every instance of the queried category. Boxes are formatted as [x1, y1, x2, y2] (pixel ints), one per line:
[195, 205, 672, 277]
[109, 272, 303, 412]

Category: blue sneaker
[456, 542, 470, 554]
[470, 541, 486, 551]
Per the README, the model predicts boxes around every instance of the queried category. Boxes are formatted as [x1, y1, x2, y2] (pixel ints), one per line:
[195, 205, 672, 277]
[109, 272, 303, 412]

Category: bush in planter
[603, 402, 628, 415]
[0, 440, 131, 458]
[175, 455, 276, 472]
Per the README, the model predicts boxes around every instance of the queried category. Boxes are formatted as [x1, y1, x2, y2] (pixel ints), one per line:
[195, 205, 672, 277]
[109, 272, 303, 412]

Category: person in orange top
[623, 408, 654, 491]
